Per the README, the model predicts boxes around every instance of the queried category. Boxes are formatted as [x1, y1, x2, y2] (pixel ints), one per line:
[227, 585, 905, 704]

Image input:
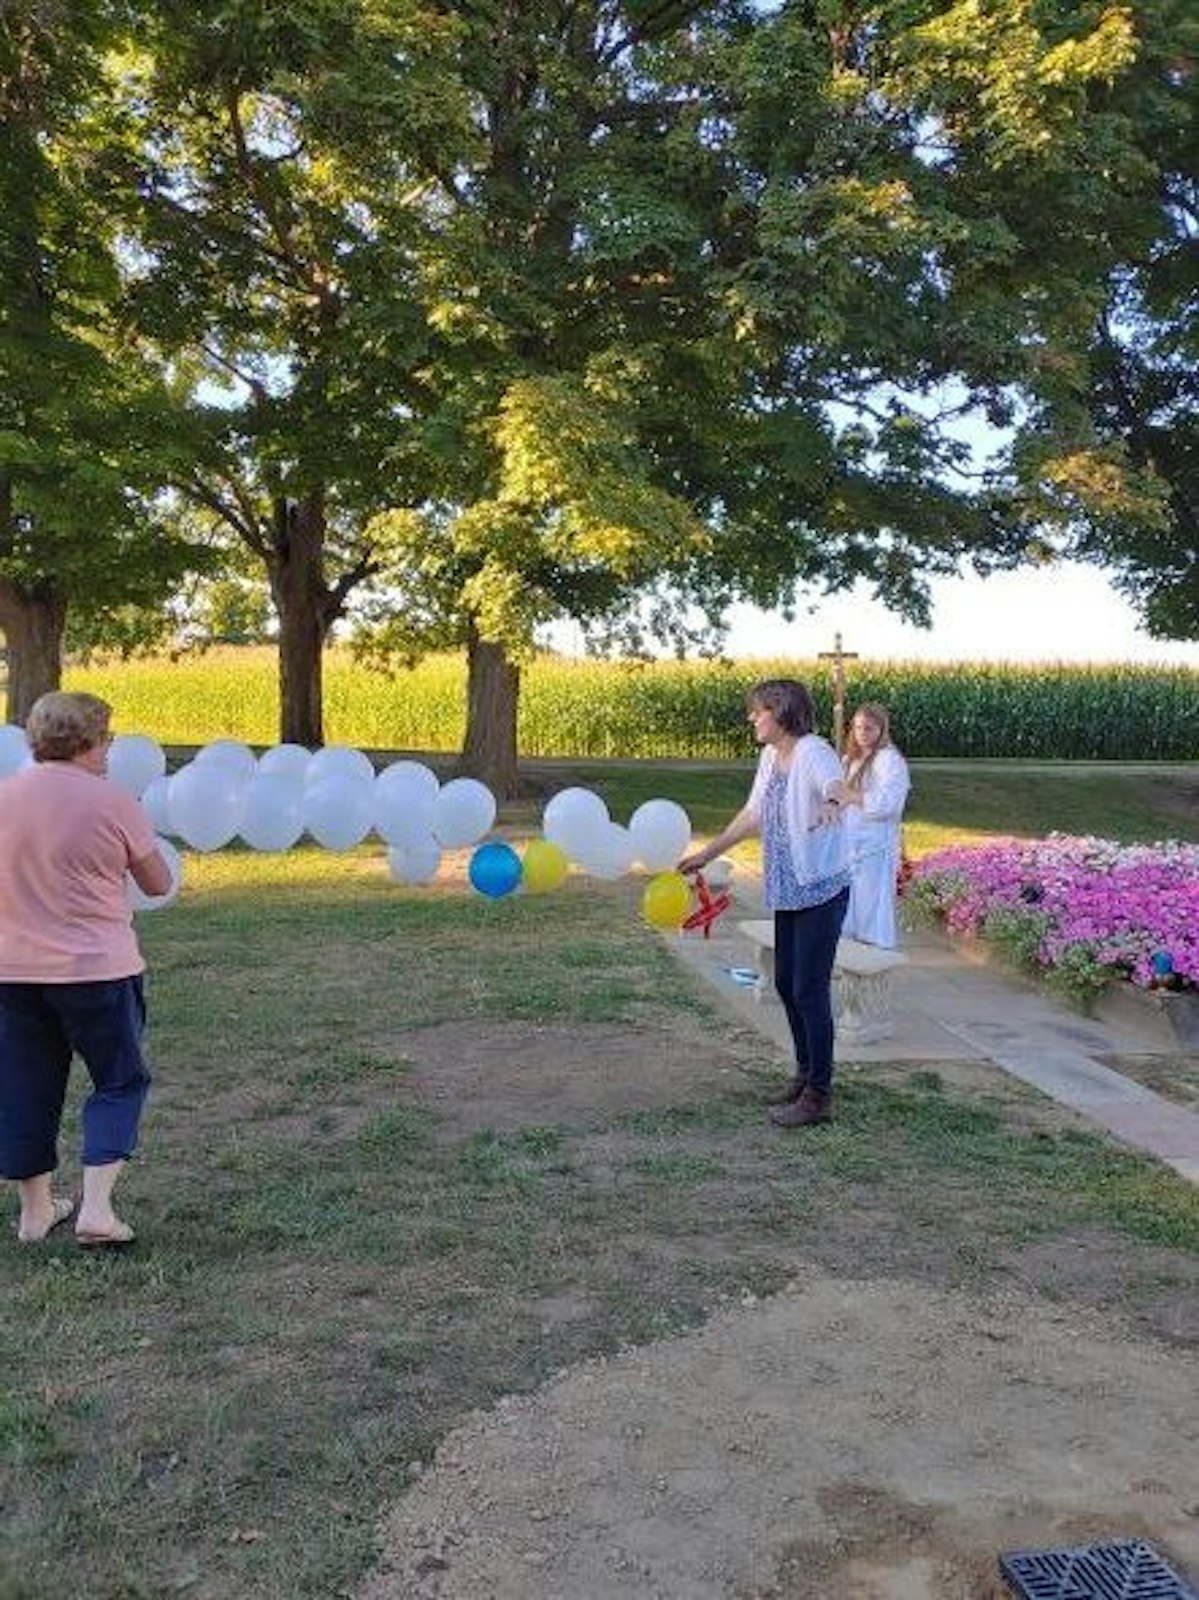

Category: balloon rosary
[680, 871, 732, 938]
[640, 865, 735, 935]
[0, 725, 724, 919]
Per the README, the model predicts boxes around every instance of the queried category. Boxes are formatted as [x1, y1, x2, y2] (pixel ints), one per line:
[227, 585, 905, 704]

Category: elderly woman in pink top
[0, 692, 170, 1247]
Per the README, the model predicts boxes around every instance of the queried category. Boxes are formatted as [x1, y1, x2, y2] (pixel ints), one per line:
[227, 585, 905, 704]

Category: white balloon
[544, 786, 609, 834]
[0, 724, 30, 778]
[303, 776, 375, 850]
[239, 774, 305, 851]
[543, 787, 610, 862]
[257, 743, 312, 784]
[376, 759, 439, 800]
[194, 739, 258, 781]
[387, 836, 442, 885]
[629, 798, 693, 872]
[574, 820, 636, 881]
[168, 763, 246, 852]
[433, 777, 496, 849]
[140, 774, 174, 833]
[704, 856, 734, 890]
[127, 836, 183, 912]
[107, 733, 166, 797]
[373, 777, 438, 848]
[306, 745, 375, 788]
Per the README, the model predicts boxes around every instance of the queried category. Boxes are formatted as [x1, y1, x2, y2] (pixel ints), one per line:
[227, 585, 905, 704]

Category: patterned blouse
[762, 766, 851, 913]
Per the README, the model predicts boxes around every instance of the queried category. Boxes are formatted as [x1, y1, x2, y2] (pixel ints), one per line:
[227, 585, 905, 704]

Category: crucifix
[817, 631, 859, 750]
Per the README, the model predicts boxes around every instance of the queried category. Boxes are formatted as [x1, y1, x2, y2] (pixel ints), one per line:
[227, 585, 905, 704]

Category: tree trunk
[267, 493, 338, 747]
[274, 585, 326, 747]
[0, 580, 66, 724]
[461, 630, 521, 797]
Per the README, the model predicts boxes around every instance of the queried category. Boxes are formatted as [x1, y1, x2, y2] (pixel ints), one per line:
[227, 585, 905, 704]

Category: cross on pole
[817, 631, 859, 750]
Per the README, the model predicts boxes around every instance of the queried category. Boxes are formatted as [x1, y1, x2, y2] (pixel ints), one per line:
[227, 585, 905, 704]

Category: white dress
[842, 745, 910, 948]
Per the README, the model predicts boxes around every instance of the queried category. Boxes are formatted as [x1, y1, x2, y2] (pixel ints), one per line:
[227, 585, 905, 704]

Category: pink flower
[912, 835, 1199, 993]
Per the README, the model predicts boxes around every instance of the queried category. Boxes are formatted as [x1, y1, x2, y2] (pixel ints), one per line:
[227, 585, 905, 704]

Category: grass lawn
[901, 761, 1199, 855]
[2, 837, 1197, 1598]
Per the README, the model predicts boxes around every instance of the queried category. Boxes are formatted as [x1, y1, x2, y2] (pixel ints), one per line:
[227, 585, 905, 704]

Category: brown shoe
[764, 1073, 807, 1107]
[770, 1088, 832, 1128]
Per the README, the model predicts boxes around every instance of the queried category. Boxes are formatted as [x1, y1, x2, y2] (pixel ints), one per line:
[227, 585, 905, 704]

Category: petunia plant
[905, 836, 1199, 1007]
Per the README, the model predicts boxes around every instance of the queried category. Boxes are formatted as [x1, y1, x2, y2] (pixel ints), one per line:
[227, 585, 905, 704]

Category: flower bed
[905, 835, 1199, 1009]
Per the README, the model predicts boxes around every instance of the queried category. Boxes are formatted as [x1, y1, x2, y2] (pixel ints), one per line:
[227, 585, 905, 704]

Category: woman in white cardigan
[832, 703, 911, 949]
[680, 679, 849, 1128]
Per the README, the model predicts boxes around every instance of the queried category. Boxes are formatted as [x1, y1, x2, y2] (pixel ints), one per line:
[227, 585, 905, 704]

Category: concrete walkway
[669, 877, 1199, 1186]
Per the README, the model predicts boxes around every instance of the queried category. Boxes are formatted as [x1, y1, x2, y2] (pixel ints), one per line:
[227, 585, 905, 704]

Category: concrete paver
[668, 875, 1199, 1185]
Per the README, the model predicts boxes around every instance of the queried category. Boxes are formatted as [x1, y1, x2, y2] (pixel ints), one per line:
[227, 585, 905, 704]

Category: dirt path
[361, 1271, 1197, 1600]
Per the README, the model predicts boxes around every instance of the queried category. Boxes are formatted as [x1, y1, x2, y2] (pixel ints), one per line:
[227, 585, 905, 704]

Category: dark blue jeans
[773, 888, 849, 1093]
[0, 977, 151, 1179]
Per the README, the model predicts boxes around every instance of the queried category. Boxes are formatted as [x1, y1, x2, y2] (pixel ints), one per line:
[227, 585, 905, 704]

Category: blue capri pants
[0, 977, 151, 1179]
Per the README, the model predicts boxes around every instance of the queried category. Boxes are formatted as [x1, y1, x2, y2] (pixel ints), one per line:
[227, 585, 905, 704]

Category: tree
[112, 0, 474, 744]
[354, 0, 1150, 790]
[1058, 0, 1197, 637]
[0, 0, 206, 722]
[1085, 277, 1198, 639]
[178, 573, 275, 648]
[102, 0, 1166, 782]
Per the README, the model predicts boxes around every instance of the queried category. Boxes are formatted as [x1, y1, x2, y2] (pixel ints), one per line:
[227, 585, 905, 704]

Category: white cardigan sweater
[745, 737, 848, 890]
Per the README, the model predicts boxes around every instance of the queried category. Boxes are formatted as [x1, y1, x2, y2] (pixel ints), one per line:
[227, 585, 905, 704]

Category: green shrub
[983, 905, 1053, 973]
[1042, 943, 1116, 1009]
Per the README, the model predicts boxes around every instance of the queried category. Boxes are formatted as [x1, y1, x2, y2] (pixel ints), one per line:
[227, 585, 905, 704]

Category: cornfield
[65, 648, 1199, 760]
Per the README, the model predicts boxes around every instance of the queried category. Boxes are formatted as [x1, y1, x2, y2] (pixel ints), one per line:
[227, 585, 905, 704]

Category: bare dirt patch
[361, 1274, 1199, 1600]
[350, 1017, 1199, 1600]
[999, 1227, 1198, 1346]
[399, 1016, 757, 1136]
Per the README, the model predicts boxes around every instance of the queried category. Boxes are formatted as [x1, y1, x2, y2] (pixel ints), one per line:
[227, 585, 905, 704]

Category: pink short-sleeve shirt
[0, 762, 158, 982]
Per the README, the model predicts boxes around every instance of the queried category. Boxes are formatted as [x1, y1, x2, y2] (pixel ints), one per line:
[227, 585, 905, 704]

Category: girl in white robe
[833, 703, 910, 949]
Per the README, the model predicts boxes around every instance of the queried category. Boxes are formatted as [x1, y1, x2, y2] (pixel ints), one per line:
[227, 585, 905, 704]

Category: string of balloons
[1, 728, 724, 931]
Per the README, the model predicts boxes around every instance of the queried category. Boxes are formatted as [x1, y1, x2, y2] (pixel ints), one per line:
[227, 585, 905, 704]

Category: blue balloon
[468, 841, 522, 900]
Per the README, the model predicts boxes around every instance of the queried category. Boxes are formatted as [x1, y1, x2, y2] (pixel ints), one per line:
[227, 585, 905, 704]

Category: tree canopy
[351, 0, 1161, 783]
[0, 0, 206, 720]
[107, 0, 475, 743]
[4, 0, 1191, 775]
[1051, 0, 1197, 638]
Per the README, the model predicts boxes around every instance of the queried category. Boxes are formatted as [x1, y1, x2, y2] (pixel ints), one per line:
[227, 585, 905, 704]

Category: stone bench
[736, 919, 909, 1044]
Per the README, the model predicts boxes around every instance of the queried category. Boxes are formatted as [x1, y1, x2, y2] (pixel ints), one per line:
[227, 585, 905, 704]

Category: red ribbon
[682, 871, 732, 938]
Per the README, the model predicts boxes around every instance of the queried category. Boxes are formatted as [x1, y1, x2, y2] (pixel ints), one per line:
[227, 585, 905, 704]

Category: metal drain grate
[1000, 1540, 1198, 1600]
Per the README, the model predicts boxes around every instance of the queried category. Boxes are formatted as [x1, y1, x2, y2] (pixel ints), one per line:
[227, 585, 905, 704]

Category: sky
[545, 560, 1199, 666]
[718, 562, 1199, 667]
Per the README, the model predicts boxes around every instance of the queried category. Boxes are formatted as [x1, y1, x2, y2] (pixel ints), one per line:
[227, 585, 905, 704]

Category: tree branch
[129, 161, 295, 277]
[177, 474, 266, 554]
[200, 342, 270, 407]
[224, 84, 312, 291]
[329, 548, 382, 611]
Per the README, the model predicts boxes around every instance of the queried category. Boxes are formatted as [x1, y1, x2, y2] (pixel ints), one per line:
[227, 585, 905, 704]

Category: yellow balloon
[522, 838, 570, 894]
[642, 870, 692, 930]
